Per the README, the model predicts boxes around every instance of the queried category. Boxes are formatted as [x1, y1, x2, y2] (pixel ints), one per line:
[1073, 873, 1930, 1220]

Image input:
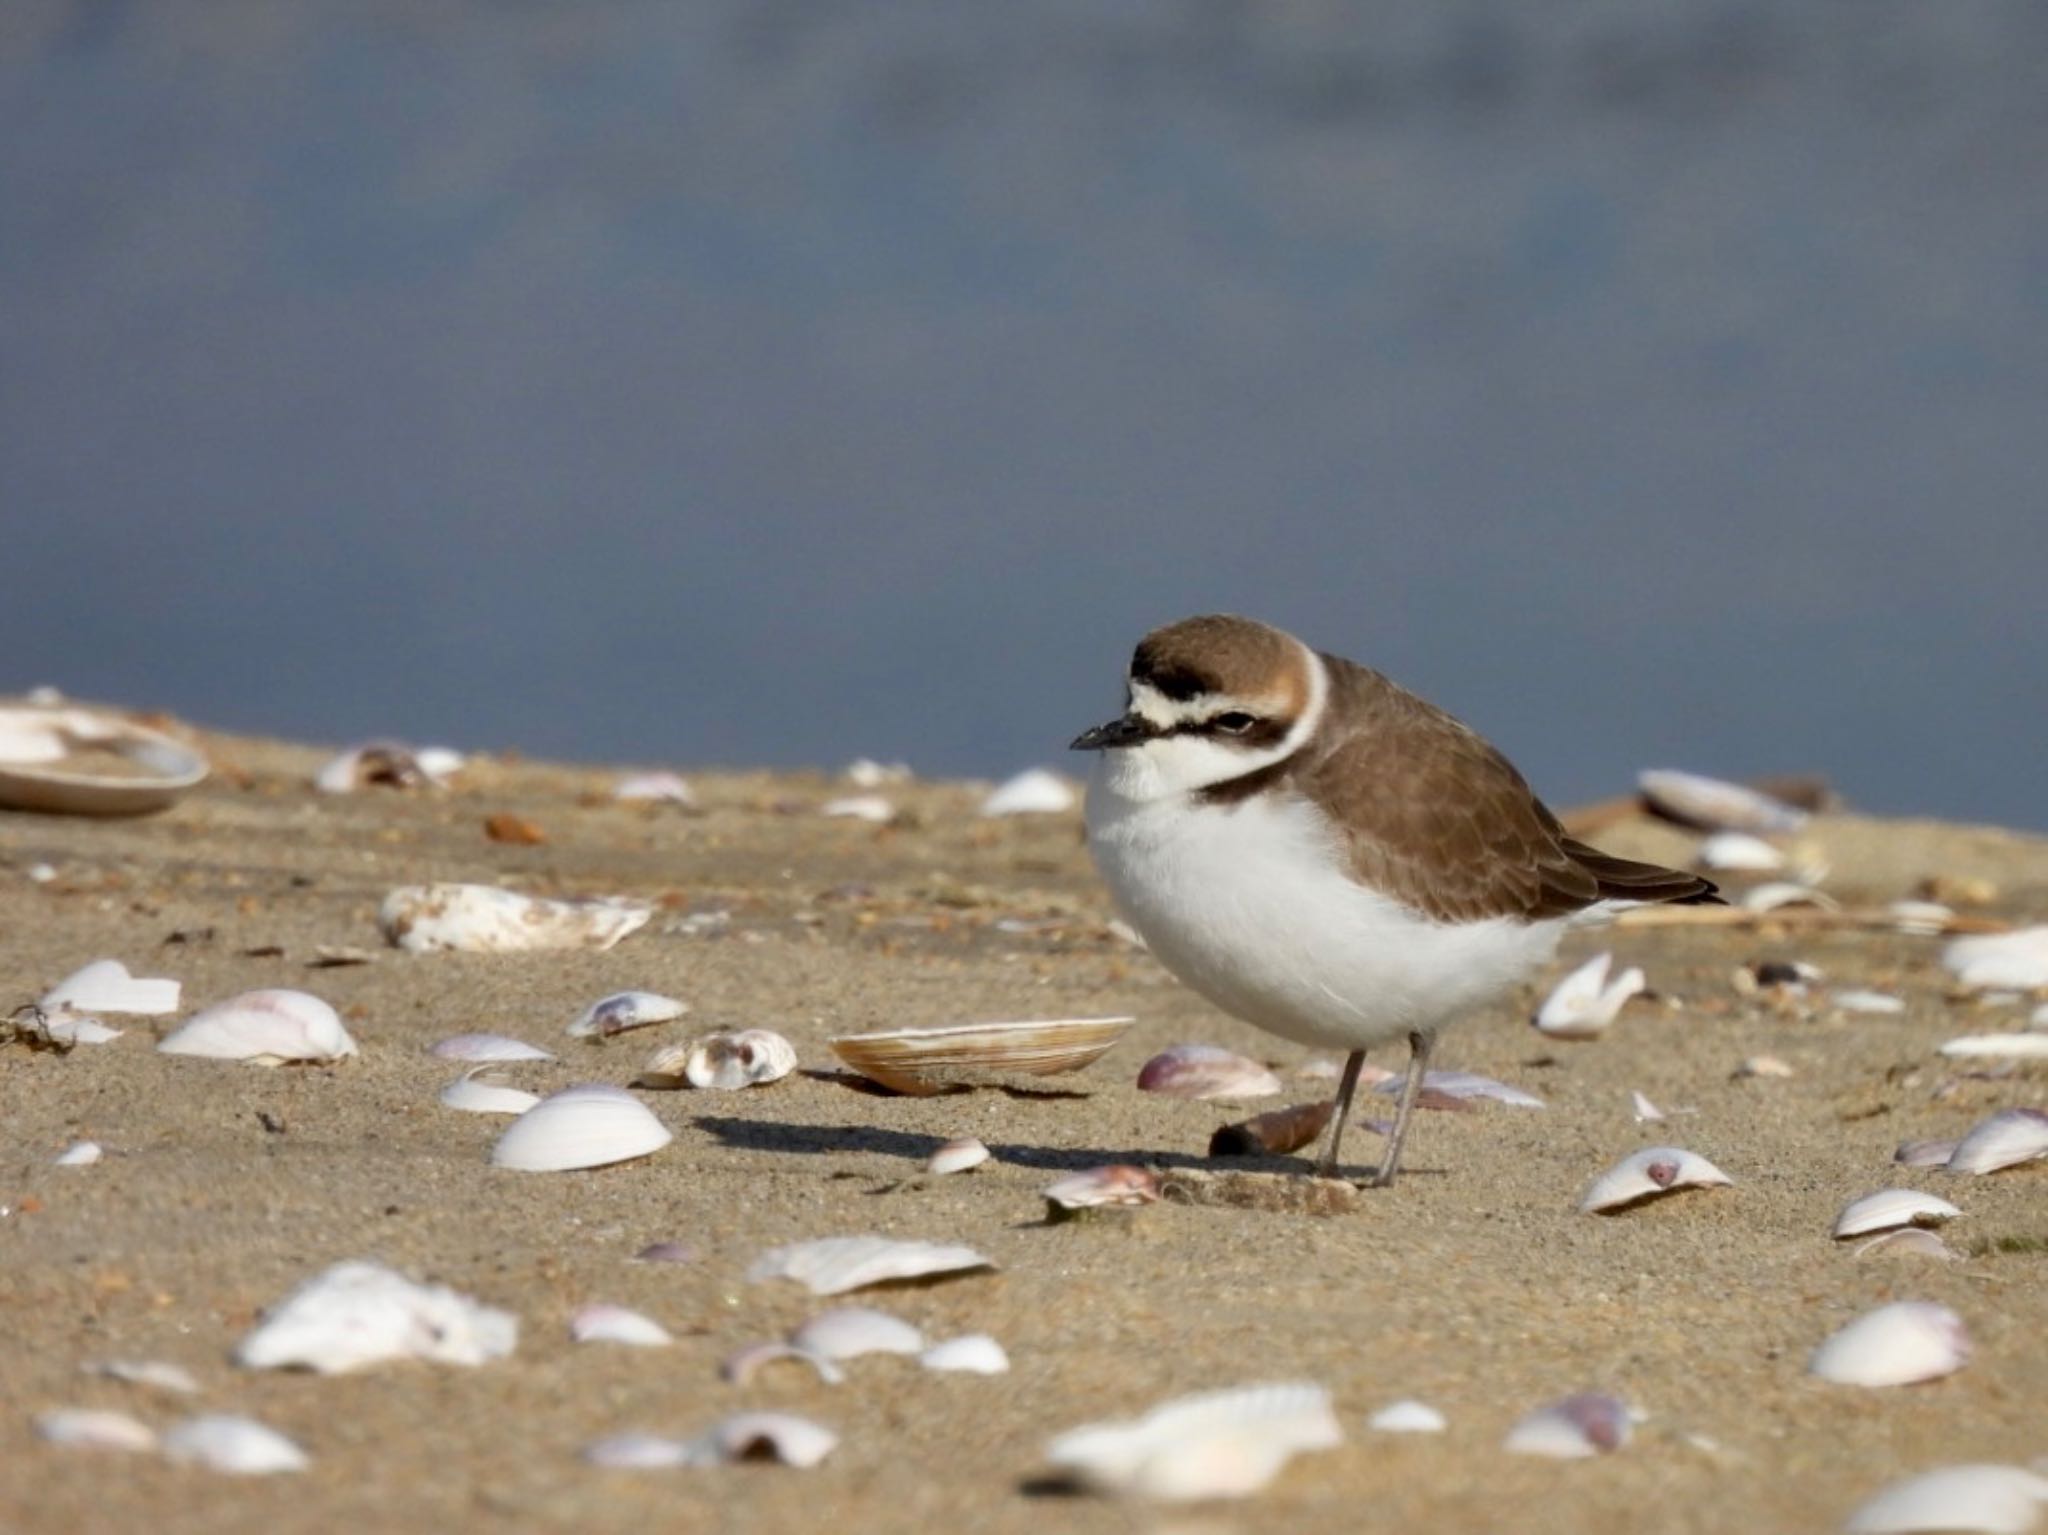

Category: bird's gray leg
[1368, 1030, 1437, 1188]
[1312, 1050, 1367, 1179]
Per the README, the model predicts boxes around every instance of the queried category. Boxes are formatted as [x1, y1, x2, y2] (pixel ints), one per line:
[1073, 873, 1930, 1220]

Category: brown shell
[828, 1017, 1133, 1096]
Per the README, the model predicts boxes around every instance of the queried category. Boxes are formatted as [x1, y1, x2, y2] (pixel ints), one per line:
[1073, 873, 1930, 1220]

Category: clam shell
[1896, 1138, 1962, 1169]
[439, 1070, 541, 1115]
[1742, 882, 1839, 913]
[926, 1138, 991, 1175]
[380, 883, 652, 954]
[314, 741, 460, 793]
[746, 1235, 994, 1296]
[1637, 769, 1808, 834]
[1532, 952, 1645, 1041]
[36, 1408, 158, 1453]
[821, 794, 894, 822]
[490, 1084, 674, 1172]
[429, 1033, 553, 1062]
[645, 1029, 796, 1090]
[161, 1415, 310, 1474]
[1833, 1189, 1962, 1240]
[54, 1140, 102, 1166]
[584, 1432, 692, 1469]
[1834, 990, 1906, 1015]
[1946, 1109, 2048, 1175]
[1503, 1392, 1633, 1458]
[1696, 832, 1785, 871]
[1854, 1229, 1958, 1262]
[1845, 1464, 2048, 1534]
[159, 989, 357, 1065]
[829, 1016, 1132, 1096]
[1810, 1301, 1970, 1387]
[1379, 1070, 1543, 1109]
[613, 771, 695, 805]
[235, 1260, 518, 1373]
[0, 705, 208, 816]
[1044, 1165, 1161, 1210]
[1940, 1034, 2048, 1060]
[978, 767, 1076, 816]
[570, 1304, 673, 1348]
[789, 1307, 924, 1360]
[1579, 1147, 1732, 1213]
[1944, 927, 2048, 991]
[86, 1359, 201, 1395]
[919, 1335, 1009, 1375]
[567, 990, 687, 1039]
[1044, 1382, 1342, 1501]
[686, 1413, 839, 1468]
[1136, 1044, 1283, 1100]
[41, 958, 181, 1016]
[1368, 1399, 1447, 1434]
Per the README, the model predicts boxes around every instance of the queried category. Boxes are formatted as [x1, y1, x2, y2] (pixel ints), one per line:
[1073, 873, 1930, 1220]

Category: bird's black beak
[1070, 714, 1149, 752]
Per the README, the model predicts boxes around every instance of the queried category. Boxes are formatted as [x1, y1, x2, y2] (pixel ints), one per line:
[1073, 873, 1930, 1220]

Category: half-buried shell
[829, 1017, 1132, 1096]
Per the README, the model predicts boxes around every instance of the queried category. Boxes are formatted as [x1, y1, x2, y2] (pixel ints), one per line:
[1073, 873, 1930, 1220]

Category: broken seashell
[1940, 1034, 2048, 1060]
[1630, 1091, 1665, 1124]
[829, 1016, 1131, 1096]
[1742, 882, 1839, 913]
[1845, 1463, 2048, 1534]
[1946, 1109, 2048, 1176]
[1833, 1189, 1962, 1239]
[54, 1139, 102, 1166]
[439, 1070, 541, 1115]
[0, 705, 208, 816]
[919, 1335, 1009, 1375]
[979, 768, 1076, 817]
[161, 1414, 310, 1474]
[44, 1012, 123, 1045]
[687, 1413, 840, 1467]
[380, 883, 652, 953]
[1044, 1165, 1161, 1211]
[1136, 1044, 1284, 1100]
[843, 758, 912, 788]
[633, 1241, 695, 1264]
[1736, 1054, 1795, 1079]
[571, 1304, 673, 1348]
[927, 1138, 991, 1175]
[1044, 1382, 1342, 1501]
[1503, 1392, 1633, 1458]
[720, 1341, 845, 1387]
[789, 1307, 924, 1361]
[41, 958, 181, 1016]
[1210, 1101, 1337, 1158]
[583, 1432, 693, 1469]
[641, 1029, 796, 1090]
[491, 1084, 674, 1172]
[1854, 1229, 1958, 1262]
[614, 771, 696, 805]
[236, 1260, 517, 1373]
[821, 794, 894, 823]
[1372, 1069, 1544, 1109]
[746, 1235, 994, 1296]
[159, 989, 358, 1065]
[1532, 952, 1645, 1041]
[567, 990, 687, 1039]
[1834, 989, 1906, 1015]
[36, 1408, 158, 1453]
[1944, 928, 2048, 992]
[1896, 1138, 1962, 1169]
[1696, 831, 1785, 871]
[1638, 769, 1809, 834]
[1810, 1301, 1970, 1387]
[1891, 900, 1959, 936]
[1369, 1399, 1447, 1434]
[86, 1360, 200, 1394]
[1579, 1147, 1733, 1213]
[314, 741, 461, 793]
[430, 1032, 553, 1062]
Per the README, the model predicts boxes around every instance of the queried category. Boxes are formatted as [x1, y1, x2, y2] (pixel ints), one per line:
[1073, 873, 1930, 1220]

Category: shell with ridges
[830, 1017, 1131, 1096]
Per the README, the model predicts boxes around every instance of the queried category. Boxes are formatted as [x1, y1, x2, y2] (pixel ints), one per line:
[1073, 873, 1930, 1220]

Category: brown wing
[1290, 659, 1716, 925]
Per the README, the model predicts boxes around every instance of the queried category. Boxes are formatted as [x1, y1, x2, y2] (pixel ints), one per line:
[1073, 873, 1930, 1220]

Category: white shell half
[1368, 1399, 1447, 1434]
[1810, 1301, 1970, 1387]
[161, 1415, 310, 1474]
[491, 1084, 674, 1172]
[380, 883, 653, 954]
[44, 1012, 123, 1045]
[571, 1303, 673, 1348]
[746, 1235, 995, 1296]
[1638, 769, 1808, 833]
[685, 1413, 839, 1468]
[1940, 1034, 2048, 1060]
[1044, 1382, 1342, 1501]
[669, 1029, 797, 1090]
[1737, 1054, 1795, 1079]
[86, 1359, 200, 1394]
[979, 768, 1076, 817]
[820, 794, 894, 822]
[1944, 927, 2048, 991]
[41, 958, 180, 1016]
[919, 1335, 1010, 1375]
[54, 1140, 102, 1166]
[1834, 990, 1906, 1015]
[1946, 1109, 2048, 1175]
[926, 1138, 991, 1175]
[1533, 952, 1646, 1041]
[843, 758, 912, 788]
[314, 741, 461, 793]
[1845, 1464, 2048, 1534]
[159, 990, 358, 1065]
[1374, 1070, 1545, 1109]
[1629, 1091, 1665, 1124]
[430, 1033, 553, 1062]
[439, 1070, 541, 1116]
[1135, 1044, 1284, 1100]
[789, 1307, 925, 1360]
[720, 1341, 846, 1387]
[1697, 832, 1785, 871]
[583, 1432, 691, 1469]
[1502, 1392, 1634, 1458]
[1579, 1147, 1733, 1213]
[36, 1408, 158, 1453]
[614, 771, 695, 805]
[1854, 1229, 1958, 1262]
[236, 1260, 518, 1374]
[567, 990, 688, 1039]
[1833, 1189, 1962, 1239]
[1896, 1138, 1961, 1169]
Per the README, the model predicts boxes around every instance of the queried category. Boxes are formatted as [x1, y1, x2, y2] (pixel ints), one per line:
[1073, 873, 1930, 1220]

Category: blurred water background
[4, 1, 2045, 826]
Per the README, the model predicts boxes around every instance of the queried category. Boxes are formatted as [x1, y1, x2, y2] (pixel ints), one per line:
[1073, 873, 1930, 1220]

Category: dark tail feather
[1562, 838, 1722, 906]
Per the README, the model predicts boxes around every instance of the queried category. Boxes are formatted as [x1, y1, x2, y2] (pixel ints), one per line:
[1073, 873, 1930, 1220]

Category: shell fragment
[1532, 952, 1646, 1041]
[380, 883, 652, 953]
[1579, 1147, 1733, 1213]
[158, 989, 357, 1065]
[439, 1070, 542, 1115]
[41, 959, 181, 1016]
[571, 1304, 673, 1348]
[36, 1409, 158, 1453]
[1503, 1392, 1633, 1458]
[789, 1307, 925, 1361]
[1944, 928, 2048, 992]
[567, 991, 687, 1039]
[1044, 1382, 1342, 1501]
[161, 1415, 309, 1474]
[746, 1236, 994, 1296]
[235, 1260, 518, 1374]
[1136, 1044, 1284, 1100]
[1368, 1399, 1447, 1434]
[1810, 1301, 1970, 1387]
[919, 1335, 1009, 1375]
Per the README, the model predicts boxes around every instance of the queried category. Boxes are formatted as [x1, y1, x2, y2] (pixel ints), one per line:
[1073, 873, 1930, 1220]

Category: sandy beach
[3, 723, 2045, 1534]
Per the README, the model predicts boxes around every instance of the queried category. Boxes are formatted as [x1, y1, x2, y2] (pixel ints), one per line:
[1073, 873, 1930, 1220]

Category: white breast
[1084, 769, 1565, 1053]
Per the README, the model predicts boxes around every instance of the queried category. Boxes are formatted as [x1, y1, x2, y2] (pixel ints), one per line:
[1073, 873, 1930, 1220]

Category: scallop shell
[746, 1235, 994, 1296]
[919, 1335, 1009, 1375]
[829, 1016, 1132, 1096]
[1845, 1464, 2048, 1534]
[1637, 769, 1809, 834]
[1043, 1382, 1342, 1501]
[1136, 1044, 1284, 1100]
[1832, 1189, 1962, 1239]
[570, 1304, 673, 1348]
[640, 1029, 796, 1090]
[161, 1415, 310, 1474]
[1946, 1109, 2048, 1175]
[789, 1307, 925, 1361]
[379, 883, 652, 954]
[1578, 1147, 1732, 1213]
[1368, 1399, 1447, 1434]
[567, 991, 687, 1039]
[1503, 1392, 1633, 1458]
[36, 1408, 158, 1453]
[41, 958, 181, 1016]
[979, 768, 1076, 816]
[926, 1138, 991, 1175]
[490, 1084, 674, 1172]
[1810, 1301, 1970, 1387]
[158, 989, 358, 1065]
[0, 705, 208, 816]
[235, 1260, 518, 1373]
[1532, 952, 1646, 1041]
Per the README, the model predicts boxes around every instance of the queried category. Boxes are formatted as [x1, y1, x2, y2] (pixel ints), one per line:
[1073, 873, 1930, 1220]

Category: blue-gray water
[4, 2, 2045, 827]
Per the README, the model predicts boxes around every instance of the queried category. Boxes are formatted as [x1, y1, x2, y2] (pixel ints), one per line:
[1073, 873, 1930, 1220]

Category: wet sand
[2, 726, 2045, 1534]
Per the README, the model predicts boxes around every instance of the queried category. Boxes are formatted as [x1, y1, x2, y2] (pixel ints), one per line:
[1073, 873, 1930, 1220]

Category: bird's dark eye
[1212, 712, 1257, 735]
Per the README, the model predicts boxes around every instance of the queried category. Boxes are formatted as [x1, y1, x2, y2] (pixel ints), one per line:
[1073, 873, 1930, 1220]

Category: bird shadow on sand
[692, 1115, 1263, 1176]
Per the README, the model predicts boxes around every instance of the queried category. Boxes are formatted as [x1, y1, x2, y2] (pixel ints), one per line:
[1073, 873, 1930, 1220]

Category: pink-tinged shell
[1044, 1165, 1161, 1210]
[1579, 1147, 1732, 1213]
[1136, 1045, 1283, 1101]
[632, 1241, 695, 1265]
[1895, 1138, 1961, 1169]
[830, 1016, 1131, 1095]
[1372, 1070, 1544, 1109]
[1810, 1302, 1970, 1387]
[1845, 1464, 2048, 1534]
[159, 989, 357, 1065]
[40, 958, 181, 1016]
[926, 1138, 991, 1175]
[490, 1084, 674, 1172]
[160, 1414, 310, 1474]
[1044, 1382, 1342, 1500]
[719, 1342, 845, 1387]
[789, 1307, 924, 1361]
[1946, 1109, 2048, 1175]
[36, 1408, 158, 1453]
[745, 1235, 994, 1296]
[1503, 1392, 1633, 1458]
[570, 1303, 673, 1348]
[235, 1260, 518, 1373]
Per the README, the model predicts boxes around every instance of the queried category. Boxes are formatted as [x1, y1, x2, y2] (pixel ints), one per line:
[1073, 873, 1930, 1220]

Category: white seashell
[1579, 1147, 1733, 1213]
[1845, 1464, 2048, 1534]
[54, 1140, 102, 1166]
[430, 1032, 553, 1062]
[1368, 1399, 1447, 1434]
[1696, 832, 1785, 871]
[28, 861, 58, 882]
[1946, 1109, 2048, 1176]
[1376, 1070, 1545, 1109]
[720, 1341, 846, 1386]
[0, 706, 208, 815]
[1889, 900, 1956, 935]
[236, 1260, 518, 1373]
[664, 1029, 797, 1090]
[491, 1084, 674, 1172]
[36, 1408, 158, 1453]
[439, 1070, 541, 1116]
[1638, 769, 1809, 834]
[979, 768, 1076, 817]
[1941, 1034, 2048, 1060]
[830, 1016, 1132, 1096]
[919, 1334, 1009, 1374]
[1044, 1382, 1342, 1501]
[571, 1303, 673, 1348]
[1833, 1189, 1962, 1239]
[614, 771, 695, 805]
[567, 990, 687, 1039]
[1045, 1165, 1161, 1210]
[161, 1414, 309, 1474]
[86, 1359, 200, 1394]
[1532, 952, 1646, 1041]
[44, 1012, 124, 1045]
[1854, 1229, 1959, 1262]
[926, 1138, 991, 1175]
[789, 1307, 925, 1360]
[41, 958, 180, 1016]
[1737, 1054, 1795, 1079]
[1896, 1138, 1962, 1169]
[821, 794, 894, 822]
[1503, 1392, 1633, 1458]
[159, 989, 357, 1065]
[1944, 927, 2048, 992]
[683, 1413, 839, 1468]
[1136, 1044, 1284, 1100]
[843, 758, 912, 788]
[1629, 1091, 1665, 1124]
[1810, 1301, 1970, 1387]
[380, 883, 653, 954]
[414, 746, 465, 781]
[746, 1235, 995, 1296]
[314, 740, 461, 793]
[583, 1432, 691, 1469]
[1742, 882, 1839, 913]
[1834, 990, 1906, 1015]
